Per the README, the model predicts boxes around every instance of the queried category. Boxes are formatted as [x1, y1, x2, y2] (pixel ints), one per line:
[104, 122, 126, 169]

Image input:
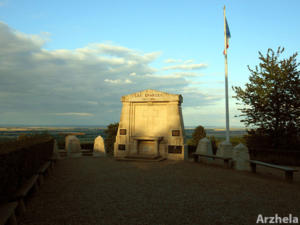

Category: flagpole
[224, 6, 230, 143]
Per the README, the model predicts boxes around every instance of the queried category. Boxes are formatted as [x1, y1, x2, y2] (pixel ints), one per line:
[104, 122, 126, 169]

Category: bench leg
[38, 174, 44, 186]
[16, 199, 26, 215]
[193, 155, 198, 162]
[8, 213, 17, 225]
[33, 181, 39, 192]
[285, 171, 293, 183]
[51, 161, 55, 170]
[250, 163, 256, 173]
[224, 159, 230, 168]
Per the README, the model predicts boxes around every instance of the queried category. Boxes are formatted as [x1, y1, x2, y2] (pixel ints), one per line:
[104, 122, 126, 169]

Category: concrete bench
[248, 160, 298, 182]
[193, 153, 232, 168]
[58, 150, 67, 157]
[13, 175, 39, 215]
[36, 161, 51, 186]
[81, 149, 93, 156]
[0, 201, 18, 225]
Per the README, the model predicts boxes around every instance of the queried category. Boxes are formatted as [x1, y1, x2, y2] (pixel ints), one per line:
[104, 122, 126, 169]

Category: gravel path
[20, 157, 300, 225]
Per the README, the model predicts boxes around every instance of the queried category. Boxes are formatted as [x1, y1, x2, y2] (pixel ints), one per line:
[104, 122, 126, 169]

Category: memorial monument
[114, 89, 186, 160]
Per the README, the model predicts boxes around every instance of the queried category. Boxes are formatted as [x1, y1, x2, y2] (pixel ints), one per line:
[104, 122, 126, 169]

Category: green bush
[104, 123, 119, 156]
[190, 125, 206, 146]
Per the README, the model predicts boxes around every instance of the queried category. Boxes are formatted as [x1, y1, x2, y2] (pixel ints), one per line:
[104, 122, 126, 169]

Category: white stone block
[196, 137, 213, 155]
[233, 143, 250, 171]
[65, 135, 81, 155]
[93, 136, 106, 157]
[217, 141, 233, 158]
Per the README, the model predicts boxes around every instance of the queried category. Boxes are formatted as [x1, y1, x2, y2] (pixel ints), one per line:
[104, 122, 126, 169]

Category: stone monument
[65, 135, 81, 157]
[233, 143, 250, 171]
[114, 89, 186, 160]
[93, 136, 106, 157]
[195, 137, 213, 155]
[53, 139, 61, 159]
[216, 141, 233, 158]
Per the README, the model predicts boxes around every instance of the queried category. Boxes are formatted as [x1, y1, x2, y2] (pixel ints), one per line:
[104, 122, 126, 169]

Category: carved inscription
[135, 92, 163, 98]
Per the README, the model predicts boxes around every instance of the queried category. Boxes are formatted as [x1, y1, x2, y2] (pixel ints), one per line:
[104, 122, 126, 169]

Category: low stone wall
[0, 137, 54, 203]
[249, 149, 300, 166]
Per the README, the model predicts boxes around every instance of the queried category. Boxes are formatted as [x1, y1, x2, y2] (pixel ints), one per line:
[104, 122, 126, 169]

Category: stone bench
[0, 201, 18, 225]
[12, 175, 39, 215]
[36, 161, 51, 186]
[81, 149, 93, 156]
[193, 153, 232, 168]
[58, 150, 67, 157]
[248, 160, 298, 182]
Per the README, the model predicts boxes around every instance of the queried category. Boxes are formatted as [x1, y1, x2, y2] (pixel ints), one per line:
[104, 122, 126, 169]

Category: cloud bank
[0, 22, 222, 125]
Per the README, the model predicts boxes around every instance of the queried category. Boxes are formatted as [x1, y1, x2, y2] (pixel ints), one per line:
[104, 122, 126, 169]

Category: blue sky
[0, 0, 299, 127]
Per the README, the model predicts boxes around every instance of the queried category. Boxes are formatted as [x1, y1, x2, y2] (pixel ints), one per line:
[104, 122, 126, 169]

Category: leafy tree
[104, 122, 119, 155]
[233, 47, 300, 149]
[191, 125, 206, 146]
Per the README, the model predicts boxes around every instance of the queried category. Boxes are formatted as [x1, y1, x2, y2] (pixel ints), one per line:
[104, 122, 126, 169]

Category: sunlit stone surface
[217, 141, 233, 158]
[114, 89, 186, 160]
[196, 137, 213, 155]
[233, 143, 250, 171]
[93, 136, 106, 157]
[65, 135, 81, 157]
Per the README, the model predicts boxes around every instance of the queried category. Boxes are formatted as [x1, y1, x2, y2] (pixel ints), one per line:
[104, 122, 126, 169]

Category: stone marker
[53, 139, 61, 159]
[233, 143, 250, 171]
[216, 141, 233, 158]
[93, 136, 106, 157]
[114, 89, 186, 160]
[65, 135, 81, 157]
[196, 137, 213, 155]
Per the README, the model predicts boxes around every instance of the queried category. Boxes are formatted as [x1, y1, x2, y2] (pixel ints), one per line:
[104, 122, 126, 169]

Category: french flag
[224, 17, 231, 55]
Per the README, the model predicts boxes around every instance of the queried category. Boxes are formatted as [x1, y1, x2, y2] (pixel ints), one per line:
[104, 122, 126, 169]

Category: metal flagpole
[224, 6, 230, 143]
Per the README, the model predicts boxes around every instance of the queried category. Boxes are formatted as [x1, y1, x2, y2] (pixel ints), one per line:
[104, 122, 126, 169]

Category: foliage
[230, 136, 246, 146]
[104, 123, 119, 155]
[208, 136, 218, 154]
[0, 133, 53, 155]
[190, 125, 206, 146]
[233, 47, 300, 150]
[0, 138, 54, 203]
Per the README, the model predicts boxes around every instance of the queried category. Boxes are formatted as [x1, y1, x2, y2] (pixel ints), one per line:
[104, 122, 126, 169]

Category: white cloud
[164, 58, 194, 64]
[104, 79, 132, 84]
[54, 113, 94, 117]
[164, 58, 182, 63]
[124, 79, 132, 84]
[163, 63, 207, 71]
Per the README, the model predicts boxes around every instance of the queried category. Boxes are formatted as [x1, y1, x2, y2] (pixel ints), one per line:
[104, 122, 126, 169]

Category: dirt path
[20, 157, 300, 225]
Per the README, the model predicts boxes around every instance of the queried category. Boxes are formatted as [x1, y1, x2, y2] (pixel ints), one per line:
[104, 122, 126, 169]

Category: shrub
[0, 136, 54, 203]
[190, 125, 206, 146]
[104, 123, 119, 156]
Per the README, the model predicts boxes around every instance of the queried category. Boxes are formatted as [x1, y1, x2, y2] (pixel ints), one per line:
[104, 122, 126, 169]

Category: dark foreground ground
[20, 157, 300, 225]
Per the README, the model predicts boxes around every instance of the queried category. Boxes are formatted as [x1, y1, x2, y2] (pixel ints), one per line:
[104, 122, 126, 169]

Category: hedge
[0, 135, 54, 203]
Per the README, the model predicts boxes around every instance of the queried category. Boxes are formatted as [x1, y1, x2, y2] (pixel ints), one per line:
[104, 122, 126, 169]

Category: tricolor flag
[224, 17, 231, 54]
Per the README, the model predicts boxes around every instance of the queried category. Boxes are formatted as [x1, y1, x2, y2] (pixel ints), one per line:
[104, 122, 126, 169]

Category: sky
[0, 0, 299, 127]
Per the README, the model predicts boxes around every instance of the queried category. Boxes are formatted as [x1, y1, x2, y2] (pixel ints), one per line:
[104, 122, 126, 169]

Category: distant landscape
[0, 126, 247, 145]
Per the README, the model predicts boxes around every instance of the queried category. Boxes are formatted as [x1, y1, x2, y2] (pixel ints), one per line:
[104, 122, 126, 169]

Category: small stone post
[232, 143, 250, 171]
[93, 136, 106, 157]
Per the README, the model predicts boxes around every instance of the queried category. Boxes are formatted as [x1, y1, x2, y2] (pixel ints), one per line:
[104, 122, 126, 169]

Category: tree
[104, 122, 119, 155]
[233, 47, 300, 149]
[191, 125, 206, 146]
